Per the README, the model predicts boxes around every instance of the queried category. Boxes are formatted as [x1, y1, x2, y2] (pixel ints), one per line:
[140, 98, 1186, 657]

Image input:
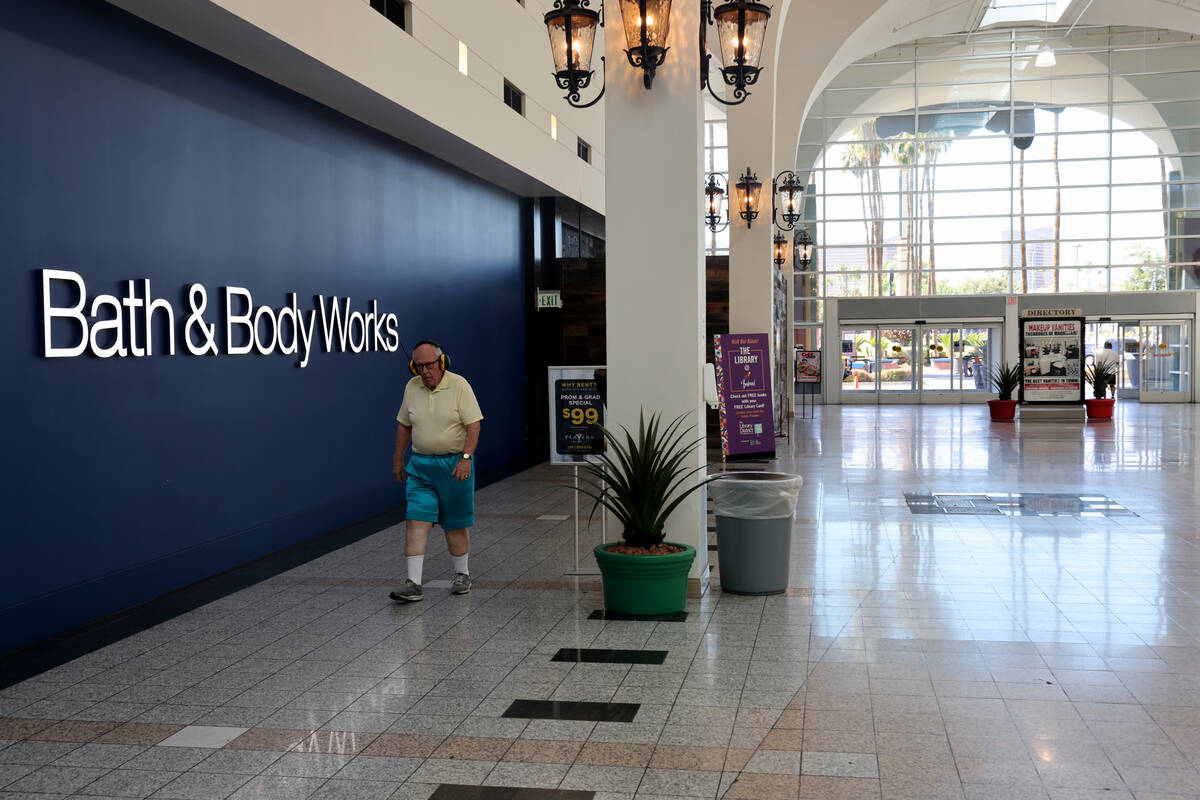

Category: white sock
[407, 555, 424, 585]
[452, 553, 469, 576]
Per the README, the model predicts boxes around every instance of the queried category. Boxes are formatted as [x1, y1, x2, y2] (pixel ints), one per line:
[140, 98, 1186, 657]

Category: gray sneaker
[389, 579, 423, 602]
[451, 573, 472, 595]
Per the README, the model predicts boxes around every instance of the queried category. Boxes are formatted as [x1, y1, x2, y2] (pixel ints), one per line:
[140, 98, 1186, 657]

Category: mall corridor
[2, 405, 1200, 798]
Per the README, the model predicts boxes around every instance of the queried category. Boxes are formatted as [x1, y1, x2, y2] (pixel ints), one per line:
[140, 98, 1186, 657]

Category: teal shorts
[405, 453, 475, 530]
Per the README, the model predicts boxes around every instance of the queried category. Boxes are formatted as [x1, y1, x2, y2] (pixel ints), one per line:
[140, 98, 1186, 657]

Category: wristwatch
[461, 453, 472, 460]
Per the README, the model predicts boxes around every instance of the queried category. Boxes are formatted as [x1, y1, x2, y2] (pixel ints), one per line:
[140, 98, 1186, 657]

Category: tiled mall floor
[4, 403, 1200, 799]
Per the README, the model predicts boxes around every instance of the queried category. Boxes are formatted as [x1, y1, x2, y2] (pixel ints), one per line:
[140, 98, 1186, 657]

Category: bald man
[390, 340, 483, 602]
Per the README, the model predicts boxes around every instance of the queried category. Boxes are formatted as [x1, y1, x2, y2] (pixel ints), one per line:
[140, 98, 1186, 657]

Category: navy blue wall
[0, 0, 528, 654]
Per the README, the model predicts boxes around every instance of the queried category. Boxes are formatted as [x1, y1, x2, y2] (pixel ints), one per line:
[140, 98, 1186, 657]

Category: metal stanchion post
[573, 465, 580, 571]
[565, 463, 600, 576]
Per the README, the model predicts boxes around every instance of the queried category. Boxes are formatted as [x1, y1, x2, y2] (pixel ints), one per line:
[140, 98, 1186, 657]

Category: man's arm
[453, 421, 481, 481]
[393, 423, 412, 482]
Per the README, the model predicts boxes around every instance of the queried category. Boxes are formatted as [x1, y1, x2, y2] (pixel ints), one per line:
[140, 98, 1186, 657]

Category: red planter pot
[988, 399, 1018, 421]
[1085, 398, 1116, 420]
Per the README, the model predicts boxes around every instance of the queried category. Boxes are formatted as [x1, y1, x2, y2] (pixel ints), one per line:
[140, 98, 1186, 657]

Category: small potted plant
[574, 410, 715, 615]
[1084, 362, 1117, 420]
[988, 362, 1022, 421]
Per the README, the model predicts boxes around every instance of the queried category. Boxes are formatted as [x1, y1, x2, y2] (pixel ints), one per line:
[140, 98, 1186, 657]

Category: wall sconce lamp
[734, 167, 762, 228]
[544, 0, 605, 108]
[793, 228, 813, 270]
[545, 0, 672, 105]
[772, 170, 804, 231]
[773, 233, 787, 267]
[699, 0, 771, 106]
[620, 0, 672, 89]
[704, 173, 729, 233]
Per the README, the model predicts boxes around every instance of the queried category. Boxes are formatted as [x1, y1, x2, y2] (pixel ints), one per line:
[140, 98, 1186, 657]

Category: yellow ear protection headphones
[408, 339, 450, 376]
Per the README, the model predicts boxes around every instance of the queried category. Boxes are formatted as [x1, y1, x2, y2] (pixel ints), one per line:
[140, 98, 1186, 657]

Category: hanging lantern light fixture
[543, 0, 605, 108]
[734, 167, 762, 227]
[704, 173, 729, 233]
[618, 0, 673, 89]
[772, 232, 787, 267]
[699, 0, 771, 106]
[793, 228, 813, 270]
[772, 170, 804, 231]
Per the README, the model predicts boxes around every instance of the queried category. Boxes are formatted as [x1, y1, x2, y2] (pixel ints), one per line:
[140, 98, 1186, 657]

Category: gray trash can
[972, 360, 988, 390]
[708, 472, 804, 595]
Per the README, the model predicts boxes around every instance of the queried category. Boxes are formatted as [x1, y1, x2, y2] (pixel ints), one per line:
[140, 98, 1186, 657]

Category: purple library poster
[714, 332, 776, 459]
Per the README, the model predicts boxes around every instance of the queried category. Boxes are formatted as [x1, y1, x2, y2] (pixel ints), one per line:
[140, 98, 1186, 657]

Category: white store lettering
[40, 269, 401, 369]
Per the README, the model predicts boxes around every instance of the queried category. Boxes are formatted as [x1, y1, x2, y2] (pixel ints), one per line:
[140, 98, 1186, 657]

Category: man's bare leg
[445, 528, 470, 557]
[406, 520, 434, 557]
[390, 520, 435, 602]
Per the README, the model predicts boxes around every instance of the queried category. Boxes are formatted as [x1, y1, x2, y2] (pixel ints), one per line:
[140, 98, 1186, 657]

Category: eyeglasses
[414, 359, 441, 372]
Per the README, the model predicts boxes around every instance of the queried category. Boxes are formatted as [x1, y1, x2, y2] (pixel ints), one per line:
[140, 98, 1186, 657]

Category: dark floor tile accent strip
[430, 786, 594, 799]
[502, 699, 641, 723]
[588, 609, 688, 621]
[0, 506, 406, 690]
[551, 648, 668, 665]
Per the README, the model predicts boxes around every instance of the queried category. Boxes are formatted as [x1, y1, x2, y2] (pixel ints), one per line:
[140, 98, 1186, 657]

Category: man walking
[390, 340, 483, 602]
[1095, 341, 1120, 398]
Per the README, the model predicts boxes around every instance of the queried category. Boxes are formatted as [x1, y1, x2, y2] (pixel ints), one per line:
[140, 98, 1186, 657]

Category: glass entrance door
[1139, 321, 1190, 402]
[840, 328, 879, 398]
[917, 325, 1000, 401]
[1116, 322, 1140, 400]
[920, 327, 959, 397]
[841, 323, 1000, 403]
[960, 326, 999, 397]
[1084, 322, 1131, 399]
[1098, 320, 1192, 402]
[878, 326, 917, 401]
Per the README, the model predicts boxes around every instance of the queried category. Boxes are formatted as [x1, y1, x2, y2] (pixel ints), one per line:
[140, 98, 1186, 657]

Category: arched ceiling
[769, 0, 1200, 170]
[800, 37, 1184, 181]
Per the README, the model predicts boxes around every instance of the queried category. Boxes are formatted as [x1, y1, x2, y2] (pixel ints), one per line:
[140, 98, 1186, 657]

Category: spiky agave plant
[574, 410, 717, 549]
[990, 362, 1023, 401]
[1085, 361, 1116, 400]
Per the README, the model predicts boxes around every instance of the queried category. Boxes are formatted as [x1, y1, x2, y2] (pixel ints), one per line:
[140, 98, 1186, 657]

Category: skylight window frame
[979, 0, 1071, 30]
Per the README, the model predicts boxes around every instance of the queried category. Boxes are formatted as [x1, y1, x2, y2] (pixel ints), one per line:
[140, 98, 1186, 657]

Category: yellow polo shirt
[396, 371, 484, 455]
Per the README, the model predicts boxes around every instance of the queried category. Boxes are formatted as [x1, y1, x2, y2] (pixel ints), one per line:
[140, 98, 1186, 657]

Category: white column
[825, 298, 840, 404]
[1005, 296, 1020, 369]
[604, 0, 708, 591]
[726, 33, 779, 413]
[726, 38, 777, 340]
[1193, 291, 1199, 403]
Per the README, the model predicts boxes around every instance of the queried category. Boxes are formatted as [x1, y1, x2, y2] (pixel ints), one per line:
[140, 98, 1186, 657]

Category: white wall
[107, 0, 606, 212]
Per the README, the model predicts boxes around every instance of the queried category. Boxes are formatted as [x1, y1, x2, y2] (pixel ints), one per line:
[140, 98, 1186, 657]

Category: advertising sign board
[1020, 317, 1084, 403]
[713, 333, 775, 459]
[796, 350, 821, 383]
[548, 366, 606, 465]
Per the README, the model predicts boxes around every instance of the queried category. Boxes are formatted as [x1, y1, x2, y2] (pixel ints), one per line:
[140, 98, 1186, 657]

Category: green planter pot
[593, 542, 696, 616]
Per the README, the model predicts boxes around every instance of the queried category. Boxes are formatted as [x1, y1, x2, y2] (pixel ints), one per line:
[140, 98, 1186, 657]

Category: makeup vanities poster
[1021, 313, 1084, 403]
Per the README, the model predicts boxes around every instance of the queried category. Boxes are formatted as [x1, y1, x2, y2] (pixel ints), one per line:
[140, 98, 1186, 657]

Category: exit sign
[537, 290, 562, 310]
